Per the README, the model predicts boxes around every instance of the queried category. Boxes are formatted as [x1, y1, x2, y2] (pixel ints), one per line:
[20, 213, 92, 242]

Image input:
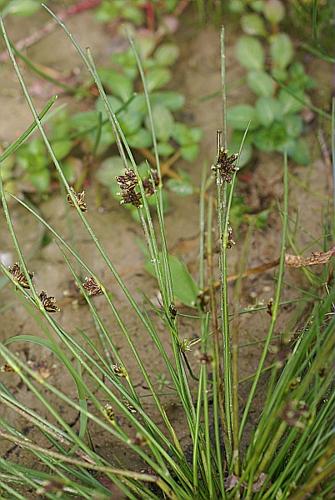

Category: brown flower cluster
[9, 263, 33, 289]
[67, 187, 87, 212]
[116, 169, 159, 208]
[82, 276, 103, 296]
[39, 291, 60, 313]
[282, 400, 310, 429]
[9, 264, 60, 313]
[212, 148, 238, 183]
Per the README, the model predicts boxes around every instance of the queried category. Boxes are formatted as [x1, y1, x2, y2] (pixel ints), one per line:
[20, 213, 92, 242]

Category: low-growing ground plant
[0, 7, 334, 500]
[0, 0, 201, 208]
[227, 0, 316, 166]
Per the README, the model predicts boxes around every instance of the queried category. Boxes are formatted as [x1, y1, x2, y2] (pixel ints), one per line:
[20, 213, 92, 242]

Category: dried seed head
[103, 403, 115, 423]
[195, 350, 213, 365]
[0, 364, 15, 373]
[39, 291, 60, 313]
[288, 377, 301, 390]
[169, 303, 177, 320]
[123, 400, 137, 414]
[142, 170, 160, 196]
[67, 187, 87, 212]
[252, 473, 267, 492]
[36, 480, 64, 496]
[119, 188, 142, 208]
[212, 147, 238, 183]
[82, 276, 103, 296]
[225, 474, 239, 491]
[227, 224, 235, 249]
[131, 432, 148, 447]
[197, 289, 210, 311]
[179, 338, 200, 353]
[272, 341, 291, 367]
[116, 170, 142, 208]
[112, 364, 128, 378]
[9, 263, 33, 289]
[282, 400, 310, 429]
[116, 170, 138, 191]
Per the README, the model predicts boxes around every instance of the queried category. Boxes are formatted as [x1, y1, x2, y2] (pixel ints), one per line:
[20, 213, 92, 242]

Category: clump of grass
[0, 8, 334, 499]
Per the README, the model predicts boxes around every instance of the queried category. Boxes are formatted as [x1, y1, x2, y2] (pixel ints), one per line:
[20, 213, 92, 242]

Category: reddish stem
[144, 2, 155, 31]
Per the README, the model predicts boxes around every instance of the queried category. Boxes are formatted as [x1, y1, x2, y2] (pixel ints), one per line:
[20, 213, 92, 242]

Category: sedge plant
[0, 8, 334, 499]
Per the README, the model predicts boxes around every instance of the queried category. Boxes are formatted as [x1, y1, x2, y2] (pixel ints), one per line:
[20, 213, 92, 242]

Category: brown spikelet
[9, 263, 33, 289]
[67, 188, 87, 212]
[82, 277, 103, 296]
[39, 291, 60, 313]
[212, 147, 238, 183]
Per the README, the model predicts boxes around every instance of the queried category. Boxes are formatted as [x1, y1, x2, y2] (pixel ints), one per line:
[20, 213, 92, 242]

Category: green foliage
[3, 25, 200, 203]
[146, 253, 199, 306]
[95, 0, 178, 24]
[0, 0, 42, 16]
[93, 39, 201, 207]
[229, 0, 313, 165]
[0, 15, 334, 500]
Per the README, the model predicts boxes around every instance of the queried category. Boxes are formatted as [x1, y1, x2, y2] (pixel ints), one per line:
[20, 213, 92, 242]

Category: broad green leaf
[154, 43, 180, 66]
[98, 68, 133, 101]
[127, 94, 147, 116]
[247, 70, 276, 97]
[151, 91, 185, 111]
[289, 62, 315, 91]
[157, 142, 175, 157]
[61, 160, 76, 183]
[136, 33, 156, 59]
[287, 138, 310, 165]
[227, 105, 259, 130]
[271, 67, 288, 81]
[167, 178, 194, 195]
[270, 33, 294, 70]
[29, 169, 51, 192]
[96, 95, 122, 117]
[127, 128, 153, 148]
[145, 105, 174, 142]
[4, 0, 40, 16]
[253, 121, 289, 152]
[250, 0, 265, 12]
[278, 88, 306, 114]
[146, 253, 199, 307]
[181, 144, 199, 161]
[229, 0, 244, 12]
[146, 67, 172, 92]
[70, 111, 99, 130]
[118, 109, 143, 136]
[283, 114, 303, 138]
[255, 97, 282, 126]
[264, 0, 285, 24]
[235, 36, 265, 70]
[123, 5, 145, 25]
[241, 14, 266, 36]
[53, 140, 72, 160]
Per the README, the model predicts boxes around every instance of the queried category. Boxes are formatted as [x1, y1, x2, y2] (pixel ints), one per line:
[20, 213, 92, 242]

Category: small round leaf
[235, 36, 265, 70]
[270, 33, 294, 70]
[227, 105, 259, 131]
[264, 0, 285, 24]
[247, 70, 276, 97]
[241, 14, 266, 36]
